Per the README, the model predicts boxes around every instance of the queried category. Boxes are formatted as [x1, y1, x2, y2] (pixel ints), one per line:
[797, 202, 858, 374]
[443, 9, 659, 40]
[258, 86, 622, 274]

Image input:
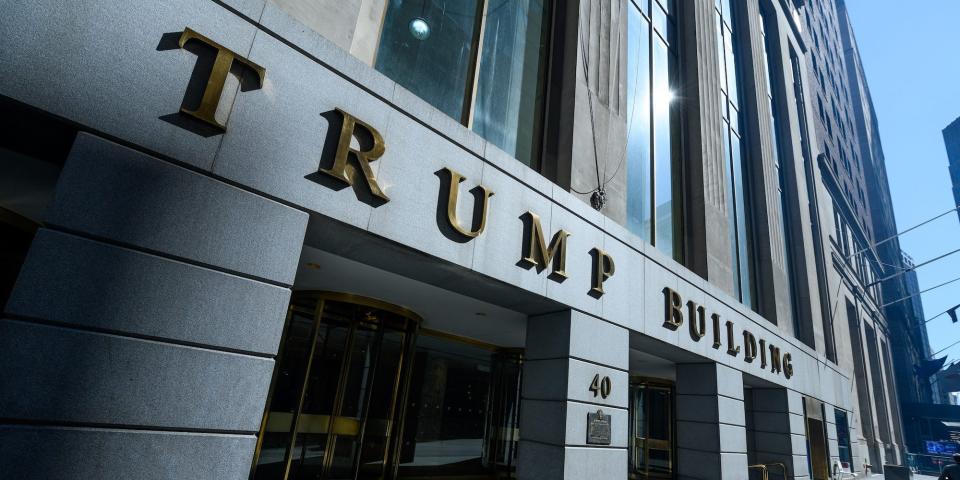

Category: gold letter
[521, 211, 570, 278]
[783, 353, 793, 379]
[742, 331, 757, 363]
[321, 109, 389, 201]
[688, 301, 706, 340]
[712, 313, 722, 349]
[662, 287, 683, 330]
[725, 320, 740, 356]
[590, 248, 616, 295]
[443, 167, 493, 239]
[769, 344, 782, 374]
[759, 339, 767, 369]
[178, 28, 265, 131]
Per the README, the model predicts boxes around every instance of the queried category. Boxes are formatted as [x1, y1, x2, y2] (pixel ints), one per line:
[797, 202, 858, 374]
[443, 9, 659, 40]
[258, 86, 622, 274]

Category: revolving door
[252, 292, 420, 480]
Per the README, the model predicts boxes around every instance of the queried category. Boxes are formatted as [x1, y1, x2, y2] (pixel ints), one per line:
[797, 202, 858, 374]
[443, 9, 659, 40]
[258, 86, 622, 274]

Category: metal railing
[906, 452, 956, 476]
[748, 462, 788, 480]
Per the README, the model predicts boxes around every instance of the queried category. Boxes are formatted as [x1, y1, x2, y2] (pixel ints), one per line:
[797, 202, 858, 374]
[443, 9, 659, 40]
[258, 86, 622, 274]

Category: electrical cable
[924, 304, 960, 324]
[572, 4, 603, 198]
[844, 204, 960, 262]
[931, 337, 960, 358]
[880, 274, 960, 308]
[866, 245, 960, 288]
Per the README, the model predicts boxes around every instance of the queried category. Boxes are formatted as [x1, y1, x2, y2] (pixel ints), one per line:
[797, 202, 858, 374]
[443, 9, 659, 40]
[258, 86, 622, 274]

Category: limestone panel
[0, 319, 273, 432]
[7, 229, 289, 355]
[47, 133, 307, 285]
[0, 0, 260, 170]
[0, 425, 256, 480]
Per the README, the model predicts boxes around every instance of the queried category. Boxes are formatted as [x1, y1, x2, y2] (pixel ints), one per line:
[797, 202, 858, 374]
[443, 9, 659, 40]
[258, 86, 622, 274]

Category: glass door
[395, 334, 521, 479]
[252, 292, 419, 480]
[629, 378, 674, 479]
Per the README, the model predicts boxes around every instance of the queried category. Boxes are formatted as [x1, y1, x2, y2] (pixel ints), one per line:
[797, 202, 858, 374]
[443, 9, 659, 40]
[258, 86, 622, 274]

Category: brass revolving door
[252, 292, 420, 480]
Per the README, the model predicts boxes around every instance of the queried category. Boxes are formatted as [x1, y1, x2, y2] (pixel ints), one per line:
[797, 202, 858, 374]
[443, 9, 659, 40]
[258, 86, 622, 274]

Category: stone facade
[0, 0, 904, 478]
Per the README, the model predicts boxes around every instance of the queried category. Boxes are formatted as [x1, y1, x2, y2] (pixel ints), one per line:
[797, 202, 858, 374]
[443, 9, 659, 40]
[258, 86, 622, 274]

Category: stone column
[518, 310, 629, 480]
[0, 133, 308, 478]
[747, 388, 810, 479]
[675, 363, 747, 480]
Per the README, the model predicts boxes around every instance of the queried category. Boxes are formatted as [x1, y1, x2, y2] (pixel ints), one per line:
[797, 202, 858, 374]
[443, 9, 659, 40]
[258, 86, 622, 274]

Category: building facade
[0, 0, 906, 479]
[944, 116, 960, 223]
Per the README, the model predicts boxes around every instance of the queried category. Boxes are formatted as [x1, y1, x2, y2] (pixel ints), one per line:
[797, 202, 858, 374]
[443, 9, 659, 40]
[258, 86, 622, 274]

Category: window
[760, 9, 800, 329]
[626, 0, 683, 261]
[374, 0, 551, 168]
[716, 0, 756, 308]
[833, 408, 853, 471]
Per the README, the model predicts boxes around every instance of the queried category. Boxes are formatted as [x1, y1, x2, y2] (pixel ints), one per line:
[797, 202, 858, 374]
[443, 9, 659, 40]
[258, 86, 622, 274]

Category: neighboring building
[0, 0, 907, 479]
[939, 361, 960, 405]
[944, 117, 960, 222]
[889, 252, 942, 455]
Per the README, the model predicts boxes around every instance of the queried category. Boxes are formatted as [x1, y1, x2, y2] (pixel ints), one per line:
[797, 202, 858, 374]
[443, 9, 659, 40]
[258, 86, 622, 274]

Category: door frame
[251, 291, 422, 480]
[629, 376, 676, 480]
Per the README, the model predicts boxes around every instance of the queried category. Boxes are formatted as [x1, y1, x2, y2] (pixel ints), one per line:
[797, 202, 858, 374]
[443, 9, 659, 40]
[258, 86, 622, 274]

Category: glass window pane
[715, 13, 726, 95]
[472, 0, 550, 167]
[723, 130, 741, 301]
[653, 38, 674, 257]
[721, 0, 734, 19]
[652, 1, 668, 39]
[375, 0, 481, 121]
[626, 6, 651, 241]
[730, 133, 754, 308]
[399, 336, 486, 474]
[724, 25, 739, 109]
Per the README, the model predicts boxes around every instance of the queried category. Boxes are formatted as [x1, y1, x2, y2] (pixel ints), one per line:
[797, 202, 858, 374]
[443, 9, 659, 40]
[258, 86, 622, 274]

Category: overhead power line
[931, 337, 960, 358]
[866, 245, 960, 288]
[845, 204, 960, 262]
[881, 274, 960, 308]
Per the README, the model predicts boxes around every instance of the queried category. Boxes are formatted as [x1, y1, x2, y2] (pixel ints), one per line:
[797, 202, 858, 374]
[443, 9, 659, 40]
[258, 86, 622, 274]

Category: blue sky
[845, 1, 960, 362]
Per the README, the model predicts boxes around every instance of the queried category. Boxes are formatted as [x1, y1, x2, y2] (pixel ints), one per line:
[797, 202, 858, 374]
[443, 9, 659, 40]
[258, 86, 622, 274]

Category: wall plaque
[586, 409, 611, 445]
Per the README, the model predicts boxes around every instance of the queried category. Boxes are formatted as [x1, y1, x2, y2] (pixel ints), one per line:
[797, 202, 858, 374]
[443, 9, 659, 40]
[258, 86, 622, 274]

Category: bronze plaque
[586, 409, 611, 445]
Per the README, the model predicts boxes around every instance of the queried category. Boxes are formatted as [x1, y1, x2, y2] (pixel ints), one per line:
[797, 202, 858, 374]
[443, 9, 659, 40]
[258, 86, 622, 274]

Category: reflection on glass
[730, 133, 754, 308]
[627, 0, 681, 261]
[715, 13, 726, 98]
[398, 335, 521, 477]
[629, 380, 673, 479]
[375, 0, 481, 120]
[376, 0, 550, 168]
[472, 0, 550, 167]
[252, 295, 417, 480]
[723, 24, 738, 110]
[652, 38, 674, 258]
[626, 7, 651, 241]
[835, 410, 853, 466]
[716, 0, 755, 309]
[760, 9, 800, 329]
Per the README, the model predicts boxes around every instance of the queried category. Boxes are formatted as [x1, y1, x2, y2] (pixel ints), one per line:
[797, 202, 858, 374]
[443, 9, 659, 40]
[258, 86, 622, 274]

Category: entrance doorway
[629, 378, 674, 479]
[252, 291, 522, 480]
[804, 397, 831, 480]
[252, 292, 420, 480]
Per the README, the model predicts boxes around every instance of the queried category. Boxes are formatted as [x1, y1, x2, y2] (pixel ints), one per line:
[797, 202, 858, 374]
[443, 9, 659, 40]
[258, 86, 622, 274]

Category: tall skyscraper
[944, 116, 960, 221]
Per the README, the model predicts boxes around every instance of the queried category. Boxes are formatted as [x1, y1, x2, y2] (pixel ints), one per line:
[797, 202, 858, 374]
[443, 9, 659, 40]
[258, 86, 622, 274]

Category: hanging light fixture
[409, 17, 431, 40]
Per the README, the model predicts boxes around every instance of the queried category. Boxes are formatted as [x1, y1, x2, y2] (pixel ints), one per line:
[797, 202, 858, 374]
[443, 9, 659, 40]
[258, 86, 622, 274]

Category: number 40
[589, 374, 611, 399]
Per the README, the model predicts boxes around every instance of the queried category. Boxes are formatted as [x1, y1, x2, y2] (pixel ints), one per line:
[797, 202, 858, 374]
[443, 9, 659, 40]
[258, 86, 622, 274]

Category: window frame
[371, 0, 554, 171]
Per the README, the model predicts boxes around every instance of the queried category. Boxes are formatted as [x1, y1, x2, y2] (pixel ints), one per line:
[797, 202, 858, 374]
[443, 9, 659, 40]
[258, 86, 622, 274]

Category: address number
[589, 374, 611, 399]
